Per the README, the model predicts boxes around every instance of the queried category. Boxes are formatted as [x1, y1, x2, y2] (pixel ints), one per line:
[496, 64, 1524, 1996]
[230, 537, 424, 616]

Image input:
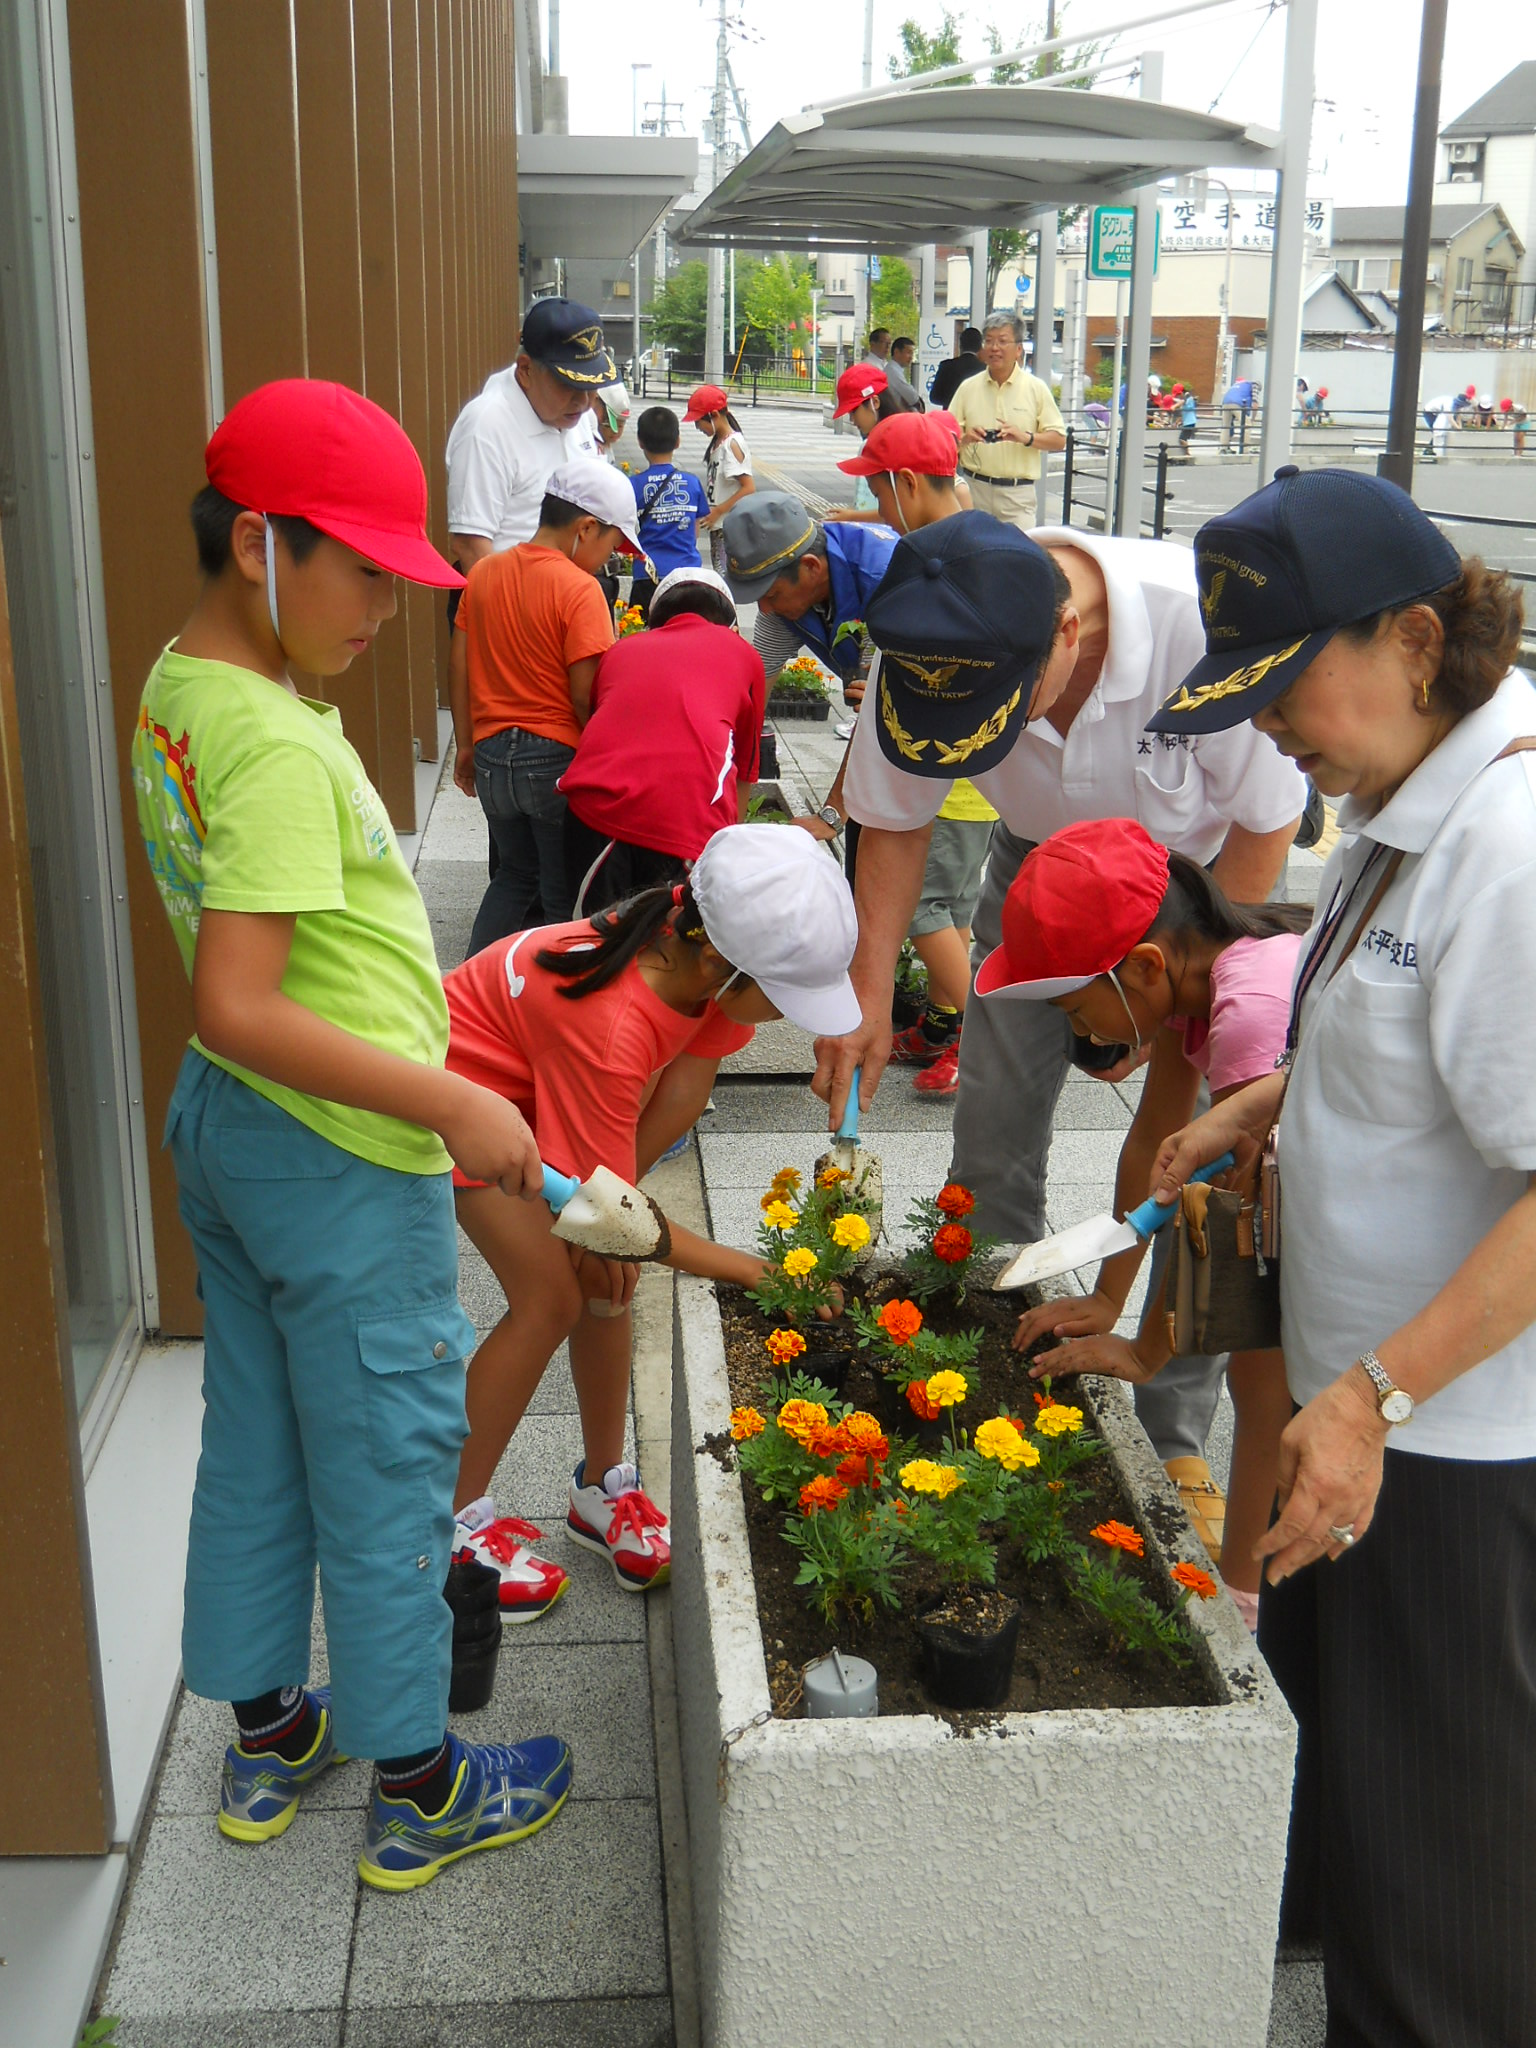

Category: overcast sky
[559, 0, 1513, 208]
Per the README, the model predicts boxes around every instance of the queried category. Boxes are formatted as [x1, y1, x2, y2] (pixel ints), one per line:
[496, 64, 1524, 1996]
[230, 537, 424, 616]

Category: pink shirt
[1175, 932, 1304, 1096]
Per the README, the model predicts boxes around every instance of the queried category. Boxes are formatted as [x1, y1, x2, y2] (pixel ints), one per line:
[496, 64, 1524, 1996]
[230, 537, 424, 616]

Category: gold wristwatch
[1357, 1349, 1414, 1426]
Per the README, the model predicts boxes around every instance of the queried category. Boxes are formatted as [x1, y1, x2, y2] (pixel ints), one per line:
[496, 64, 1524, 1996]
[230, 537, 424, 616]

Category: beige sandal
[1164, 1457, 1226, 1561]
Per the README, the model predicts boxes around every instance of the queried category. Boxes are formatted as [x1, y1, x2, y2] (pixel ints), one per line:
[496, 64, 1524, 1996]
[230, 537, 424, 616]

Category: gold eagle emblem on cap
[1159, 638, 1308, 715]
[571, 325, 604, 359]
[1199, 569, 1226, 626]
[900, 656, 964, 695]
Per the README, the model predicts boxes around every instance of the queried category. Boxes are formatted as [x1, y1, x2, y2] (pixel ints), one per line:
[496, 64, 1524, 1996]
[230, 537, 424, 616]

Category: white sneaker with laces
[454, 1496, 569, 1623]
[566, 1462, 671, 1591]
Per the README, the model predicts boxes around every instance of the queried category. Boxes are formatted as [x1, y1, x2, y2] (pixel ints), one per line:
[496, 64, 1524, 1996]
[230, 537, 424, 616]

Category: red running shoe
[453, 1500, 570, 1623]
[912, 1042, 961, 1095]
[890, 1020, 945, 1065]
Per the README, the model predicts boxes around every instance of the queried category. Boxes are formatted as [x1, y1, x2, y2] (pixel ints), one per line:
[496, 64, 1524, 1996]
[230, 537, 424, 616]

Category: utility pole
[705, 0, 731, 382]
[1379, 0, 1448, 492]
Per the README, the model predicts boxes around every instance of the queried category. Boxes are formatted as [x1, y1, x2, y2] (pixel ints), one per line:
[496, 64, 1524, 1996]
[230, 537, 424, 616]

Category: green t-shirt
[133, 648, 451, 1174]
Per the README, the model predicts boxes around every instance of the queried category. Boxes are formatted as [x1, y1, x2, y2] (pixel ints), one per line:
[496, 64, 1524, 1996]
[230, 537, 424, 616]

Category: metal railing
[637, 353, 836, 407]
[1057, 423, 1175, 540]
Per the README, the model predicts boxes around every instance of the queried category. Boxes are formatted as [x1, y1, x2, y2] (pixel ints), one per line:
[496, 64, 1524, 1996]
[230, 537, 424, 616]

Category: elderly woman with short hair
[1146, 467, 1536, 2046]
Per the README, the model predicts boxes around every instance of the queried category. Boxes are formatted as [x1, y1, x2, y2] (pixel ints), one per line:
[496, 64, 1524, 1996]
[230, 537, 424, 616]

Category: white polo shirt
[1280, 669, 1536, 1460]
[446, 367, 576, 552]
[843, 529, 1306, 860]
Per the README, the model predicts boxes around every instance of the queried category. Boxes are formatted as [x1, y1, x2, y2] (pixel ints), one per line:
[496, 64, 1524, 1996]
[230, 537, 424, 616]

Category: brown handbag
[1162, 1180, 1281, 1356]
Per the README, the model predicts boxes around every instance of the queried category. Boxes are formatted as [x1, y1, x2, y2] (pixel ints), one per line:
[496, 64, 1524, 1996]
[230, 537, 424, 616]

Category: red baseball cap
[206, 380, 463, 588]
[975, 820, 1171, 1001]
[832, 363, 889, 419]
[837, 411, 960, 478]
[683, 383, 730, 423]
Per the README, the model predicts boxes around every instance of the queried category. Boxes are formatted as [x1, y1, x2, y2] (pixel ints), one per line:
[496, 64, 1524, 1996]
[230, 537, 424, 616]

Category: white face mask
[1102, 966, 1145, 1052]
[263, 514, 282, 646]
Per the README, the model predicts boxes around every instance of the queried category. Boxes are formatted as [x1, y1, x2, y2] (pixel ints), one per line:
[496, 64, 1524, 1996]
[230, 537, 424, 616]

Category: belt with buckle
[959, 467, 1034, 488]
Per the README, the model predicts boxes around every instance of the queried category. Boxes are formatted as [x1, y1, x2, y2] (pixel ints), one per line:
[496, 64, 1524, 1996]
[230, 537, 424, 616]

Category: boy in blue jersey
[628, 407, 710, 619]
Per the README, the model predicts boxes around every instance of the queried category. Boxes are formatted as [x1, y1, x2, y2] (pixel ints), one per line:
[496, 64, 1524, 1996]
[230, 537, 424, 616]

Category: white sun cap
[652, 564, 735, 608]
[690, 824, 861, 1036]
[546, 456, 643, 556]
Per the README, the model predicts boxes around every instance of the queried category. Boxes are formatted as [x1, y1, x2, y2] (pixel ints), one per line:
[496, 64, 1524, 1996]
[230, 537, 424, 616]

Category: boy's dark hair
[537, 875, 737, 999]
[637, 405, 681, 454]
[1131, 851, 1310, 955]
[539, 491, 595, 530]
[960, 326, 983, 351]
[191, 485, 324, 578]
[648, 581, 737, 630]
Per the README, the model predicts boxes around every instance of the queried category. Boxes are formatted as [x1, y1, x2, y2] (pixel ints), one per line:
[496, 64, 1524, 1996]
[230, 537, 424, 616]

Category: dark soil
[715, 1272, 1219, 1724]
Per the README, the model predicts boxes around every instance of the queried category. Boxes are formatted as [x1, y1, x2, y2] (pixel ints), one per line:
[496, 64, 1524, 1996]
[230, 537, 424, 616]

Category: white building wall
[1482, 133, 1536, 286]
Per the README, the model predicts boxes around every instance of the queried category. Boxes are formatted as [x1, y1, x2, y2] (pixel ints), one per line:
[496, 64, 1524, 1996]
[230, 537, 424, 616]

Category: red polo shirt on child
[557, 615, 766, 858]
[443, 918, 752, 1185]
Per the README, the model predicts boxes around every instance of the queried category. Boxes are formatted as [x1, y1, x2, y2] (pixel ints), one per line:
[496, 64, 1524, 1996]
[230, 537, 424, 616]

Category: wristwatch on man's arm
[815, 802, 845, 836]
[1355, 1349, 1414, 1426]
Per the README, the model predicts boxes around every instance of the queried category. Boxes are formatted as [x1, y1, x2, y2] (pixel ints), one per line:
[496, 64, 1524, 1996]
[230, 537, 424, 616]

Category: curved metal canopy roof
[683, 84, 1282, 251]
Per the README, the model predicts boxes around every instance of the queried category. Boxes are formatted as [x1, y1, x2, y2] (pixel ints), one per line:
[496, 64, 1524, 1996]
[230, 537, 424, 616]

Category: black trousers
[564, 809, 686, 917]
[1259, 1446, 1536, 2046]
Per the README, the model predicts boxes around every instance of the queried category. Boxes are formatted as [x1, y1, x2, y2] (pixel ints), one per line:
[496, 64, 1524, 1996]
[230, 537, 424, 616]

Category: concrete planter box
[669, 1268, 1297, 2048]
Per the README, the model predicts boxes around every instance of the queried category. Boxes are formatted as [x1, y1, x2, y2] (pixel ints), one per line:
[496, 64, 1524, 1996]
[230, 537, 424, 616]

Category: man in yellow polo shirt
[950, 311, 1066, 529]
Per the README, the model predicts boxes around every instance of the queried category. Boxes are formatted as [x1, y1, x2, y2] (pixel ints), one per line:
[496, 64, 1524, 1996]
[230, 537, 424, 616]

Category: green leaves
[784, 1498, 908, 1627]
[1069, 1549, 1193, 1667]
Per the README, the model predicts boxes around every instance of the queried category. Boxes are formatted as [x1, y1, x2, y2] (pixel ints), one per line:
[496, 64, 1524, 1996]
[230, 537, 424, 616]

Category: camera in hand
[1070, 1035, 1129, 1073]
[983, 428, 1003, 442]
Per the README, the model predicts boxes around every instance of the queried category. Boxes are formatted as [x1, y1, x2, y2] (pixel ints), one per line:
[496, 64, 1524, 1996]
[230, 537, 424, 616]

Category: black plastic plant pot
[915, 1593, 1022, 1711]
[766, 693, 831, 722]
[448, 1627, 502, 1714]
[891, 987, 925, 1030]
[444, 1551, 504, 1713]
[804, 1345, 855, 1395]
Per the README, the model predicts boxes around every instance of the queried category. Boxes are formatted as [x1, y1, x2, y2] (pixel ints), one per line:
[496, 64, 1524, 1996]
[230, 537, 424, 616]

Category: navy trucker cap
[520, 297, 615, 387]
[864, 511, 1059, 780]
[1148, 466, 1461, 734]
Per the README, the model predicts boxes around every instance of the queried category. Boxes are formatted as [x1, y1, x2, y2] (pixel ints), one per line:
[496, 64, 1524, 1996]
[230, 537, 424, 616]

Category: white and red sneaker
[566, 1462, 671, 1592]
[453, 1498, 569, 1624]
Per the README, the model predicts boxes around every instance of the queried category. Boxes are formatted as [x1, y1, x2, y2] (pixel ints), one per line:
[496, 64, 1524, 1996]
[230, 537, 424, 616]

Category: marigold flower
[842, 1411, 887, 1452]
[830, 1212, 872, 1251]
[925, 1368, 968, 1409]
[761, 1198, 798, 1230]
[877, 1299, 923, 1345]
[837, 1450, 884, 1488]
[777, 1398, 829, 1445]
[974, 1417, 1039, 1471]
[782, 1247, 819, 1279]
[771, 1167, 802, 1192]
[817, 1165, 852, 1188]
[899, 1459, 964, 1499]
[799, 1475, 848, 1516]
[935, 1182, 976, 1219]
[1171, 1561, 1219, 1600]
[932, 1222, 973, 1264]
[764, 1328, 807, 1367]
[730, 1406, 766, 1442]
[1091, 1519, 1145, 1556]
[906, 1378, 941, 1421]
[806, 1420, 853, 1460]
[1034, 1402, 1084, 1438]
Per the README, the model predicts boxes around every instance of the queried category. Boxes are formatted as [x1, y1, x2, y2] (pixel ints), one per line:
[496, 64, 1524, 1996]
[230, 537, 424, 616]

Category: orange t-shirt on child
[443, 920, 753, 1186]
[456, 543, 614, 749]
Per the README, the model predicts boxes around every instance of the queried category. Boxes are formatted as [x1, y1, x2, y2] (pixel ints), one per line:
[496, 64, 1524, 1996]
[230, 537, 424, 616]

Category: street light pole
[1379, 0, 1449, 492]
[630, 62, 650, 137]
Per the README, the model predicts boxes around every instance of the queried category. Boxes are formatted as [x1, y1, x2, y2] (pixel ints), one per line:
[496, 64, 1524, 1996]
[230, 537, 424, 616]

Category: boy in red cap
[132, 379, 571, 1889]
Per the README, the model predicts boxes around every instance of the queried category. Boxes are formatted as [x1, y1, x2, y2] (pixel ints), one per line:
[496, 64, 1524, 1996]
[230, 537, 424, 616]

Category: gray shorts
[910, 815, 992, 936]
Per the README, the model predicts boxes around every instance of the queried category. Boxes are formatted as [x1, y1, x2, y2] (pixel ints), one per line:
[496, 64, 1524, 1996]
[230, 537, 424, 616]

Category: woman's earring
[1421, 677, 1431, 709]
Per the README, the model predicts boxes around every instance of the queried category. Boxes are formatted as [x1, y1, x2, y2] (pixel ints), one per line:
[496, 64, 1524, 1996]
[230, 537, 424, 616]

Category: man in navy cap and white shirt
[447, 298, 617, 570]
[817, 512, 1306, 1477]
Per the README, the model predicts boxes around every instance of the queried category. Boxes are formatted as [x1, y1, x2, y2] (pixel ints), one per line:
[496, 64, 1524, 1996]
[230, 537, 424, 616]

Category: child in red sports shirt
[442, 823, 861, 1615]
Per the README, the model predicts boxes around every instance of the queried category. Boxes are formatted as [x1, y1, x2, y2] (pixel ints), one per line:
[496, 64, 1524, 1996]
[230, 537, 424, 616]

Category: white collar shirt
[445, 366, 580, 552]
[843, 528, 1306, 860]
[1280, 668, 1536, 1457]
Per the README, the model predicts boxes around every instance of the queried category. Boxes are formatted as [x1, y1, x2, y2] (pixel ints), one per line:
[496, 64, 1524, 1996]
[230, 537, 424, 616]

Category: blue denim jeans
[166, 1050, 473, 1757]
[469, 726, 577, 955]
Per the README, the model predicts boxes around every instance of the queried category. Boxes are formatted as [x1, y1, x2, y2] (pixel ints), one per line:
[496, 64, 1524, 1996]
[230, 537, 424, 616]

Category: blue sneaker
[358, 1732, 572, 1892]
[218, 1688, 348, 1844]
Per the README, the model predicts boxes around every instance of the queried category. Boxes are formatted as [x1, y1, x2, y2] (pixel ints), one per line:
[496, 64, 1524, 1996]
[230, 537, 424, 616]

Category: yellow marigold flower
[1034, 1402, 1084, 1438]
[899, 1459, 964, 1499]
[817, 1165, 852, 1188]
[782, 1247, 819, 1279]
[777, 1398, 829, 1445]
[830, 1212, 872, 1250]
[761, 1199, 798, 1230]
[925, 1369, 968, 1409]
[730, 1406, 766, 1442]
[764, 1328, 807, 1366]
[974, 1417, 1040, 1471]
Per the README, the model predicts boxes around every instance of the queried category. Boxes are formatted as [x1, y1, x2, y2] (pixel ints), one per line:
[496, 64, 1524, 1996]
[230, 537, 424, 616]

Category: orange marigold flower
[1091, 1519, 1145, 1557]
[842, 1411, 888, 1453]
[877, 1299, 924, 1345]
[906, 1377, 941, 1421]
[836, 1450, 884, 1489]
[1171, 1561, 1219, 1600]
[799, 1474, 848, 1516]
[935, 1182, 976, 1219]
[729, 1406, 766, 1442]
[932, 1223, 973, 1264]
[764, 1328, 808, 1367]
[806, 1420, 853, 1460]
[771, 1168, 802, 1193]
[777, 1397, 829, 1445]
[817, 1164, 853, 1188]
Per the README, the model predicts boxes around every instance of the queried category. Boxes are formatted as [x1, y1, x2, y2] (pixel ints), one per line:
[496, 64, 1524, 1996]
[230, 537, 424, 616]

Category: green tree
[870, 254, 919, 339]
[740, 253, 814, 356]
[888, 10, 963, 77]
[648, 259, 710, 357]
